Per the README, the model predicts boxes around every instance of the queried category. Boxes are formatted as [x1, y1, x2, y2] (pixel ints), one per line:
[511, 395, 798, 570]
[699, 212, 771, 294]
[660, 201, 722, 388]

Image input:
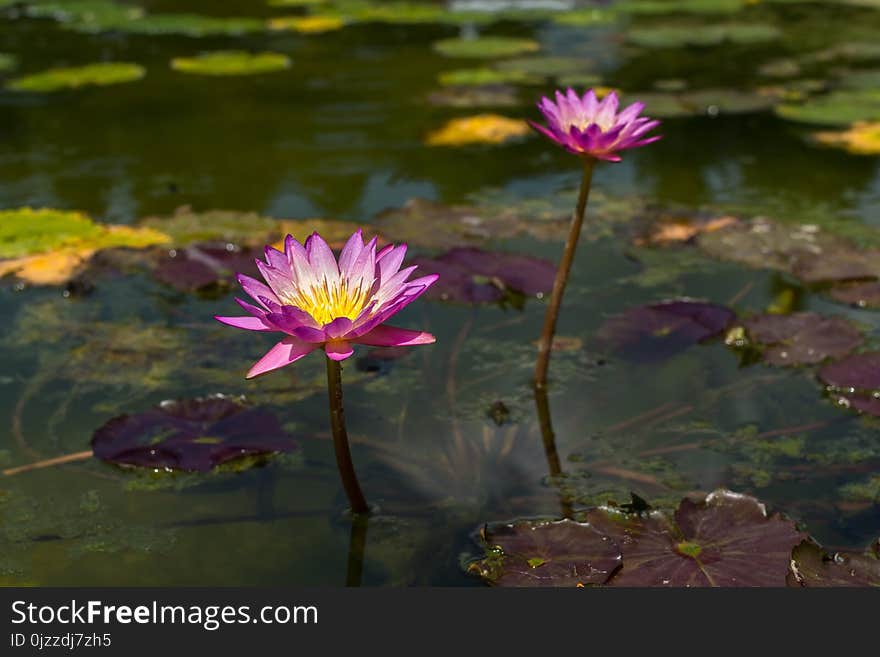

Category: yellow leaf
[0, 247, 95, 285]
[813, 121, 880, 155]
[425, 114, 530, 147]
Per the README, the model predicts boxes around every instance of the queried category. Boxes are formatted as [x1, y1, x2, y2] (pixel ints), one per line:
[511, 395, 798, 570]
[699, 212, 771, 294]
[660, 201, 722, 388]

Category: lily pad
[818, 352, 880, 416]
[627, 23, 780, 48]
[171, 51, 291, 76]
[7, 62, 146, 92]
[426, 84, 520, 108]
[828, 281, 880, 308]
[776, 89, 880, 126]
[138, 208, 363, 248]
[411, 247, 556, 304]
[589, 490, 805, 587]
[0, 53, 17, 73]
[425, 114, 530, 146]
[615, 0, 746, 14]
[595, 299, 736, 361]
[432, 37, 540, 59]
[788, 541, 880, 587]
[104, 14, 263, 37]
[813, 121, 880, 155]
[267, 15, 345, 32]
[469, 519, 622, 587]
[492, 55, 592, 79]
[152, 244, 261, 293]
[374, 198, 567, 248]
[91, 395, 299, 472]
[624, 89, 775, 118]
[438, 67, 541, 87]
[742, 313, 863, 367]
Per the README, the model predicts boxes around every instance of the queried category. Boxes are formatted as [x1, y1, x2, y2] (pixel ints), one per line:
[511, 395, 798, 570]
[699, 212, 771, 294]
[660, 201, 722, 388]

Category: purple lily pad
[153, 244, 261, 292]
[743, 312, 863, 367]
[595, 299, 736, 361]
[828, 281, 880, 308]
[788, 540, 880, 587]
[818, 352, 880, 416]
[469, 519, 623, 587]
[587, 490, 805, 587]
[411, 247, 556, 305]
[91, 395, 298, 472]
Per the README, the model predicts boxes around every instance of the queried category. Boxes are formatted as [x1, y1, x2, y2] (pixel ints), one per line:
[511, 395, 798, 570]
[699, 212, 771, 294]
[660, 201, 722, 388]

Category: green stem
[326, 356, 369, 514]
[534, 157, 596, 390]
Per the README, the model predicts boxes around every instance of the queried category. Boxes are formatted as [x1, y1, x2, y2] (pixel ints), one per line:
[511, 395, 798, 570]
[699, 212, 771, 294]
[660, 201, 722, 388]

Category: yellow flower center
[284, 277, 373, 326]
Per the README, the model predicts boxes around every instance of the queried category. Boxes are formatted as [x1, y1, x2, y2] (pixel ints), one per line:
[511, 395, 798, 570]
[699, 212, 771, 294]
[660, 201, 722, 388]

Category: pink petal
[353, 325, 436, 347]
[246, 337, 317, 378]
[377, 243, 407, 282]
[324, 317, 354, 339]
[325, 341, 354, 361]
[214, 315, 274, 331]
[237, 273, 279, 308]
[338, 229, 364, 273]
[305, 232, 339, 282]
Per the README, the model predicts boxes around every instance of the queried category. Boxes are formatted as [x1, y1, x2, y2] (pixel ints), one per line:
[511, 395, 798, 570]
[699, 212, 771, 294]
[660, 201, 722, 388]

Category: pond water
[1, 0, 879, 586]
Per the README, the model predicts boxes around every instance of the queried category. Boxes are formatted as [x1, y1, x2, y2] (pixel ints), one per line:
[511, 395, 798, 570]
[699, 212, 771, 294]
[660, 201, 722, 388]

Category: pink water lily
[529, 88, 661, 161]
[216, 230, 438, 378]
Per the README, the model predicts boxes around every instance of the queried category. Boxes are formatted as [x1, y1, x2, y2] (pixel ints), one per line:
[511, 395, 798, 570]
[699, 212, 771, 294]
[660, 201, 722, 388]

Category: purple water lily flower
[216, 230, 438, 378]
[529, 88, 661, 161]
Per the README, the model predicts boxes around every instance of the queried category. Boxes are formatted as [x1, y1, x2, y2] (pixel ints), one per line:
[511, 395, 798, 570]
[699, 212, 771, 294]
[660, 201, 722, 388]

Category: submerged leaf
[743, 313, 863, 367]
[595, 299, 736, 361]
[7, 62, 146, 92]
[171, 51, 291, 76]
[425, 114, 530, 146]
[91, 395, 298, 472]
[470, 519, 623, 587]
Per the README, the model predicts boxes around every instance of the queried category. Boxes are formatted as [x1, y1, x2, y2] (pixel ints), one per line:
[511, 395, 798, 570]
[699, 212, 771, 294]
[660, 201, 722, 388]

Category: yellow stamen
[284, 277, 373, 326]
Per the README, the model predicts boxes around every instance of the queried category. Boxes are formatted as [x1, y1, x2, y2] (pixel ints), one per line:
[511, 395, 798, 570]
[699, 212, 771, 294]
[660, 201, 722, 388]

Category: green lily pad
[113, 14, 264, 36]
[615, 0, 747, 14]
[776, 89, 880, 126]
[624, 89, 775, 118]
[788, 540, 880, 587]
[0, 53, 17, 73]
[7, 62, 145, 92]
[438, 67, 541, 87]
[24, 0, 145, 27]
[426, 84, 520, 108]
[492, 55, 593, 79]
[432, 37, 540, 59]
[171, 51, 291, 76]
[551, 8, 615, 26]
[627, 23, 780, 48]
[802, 42, 880, 65]
[268, 0, 328, 5]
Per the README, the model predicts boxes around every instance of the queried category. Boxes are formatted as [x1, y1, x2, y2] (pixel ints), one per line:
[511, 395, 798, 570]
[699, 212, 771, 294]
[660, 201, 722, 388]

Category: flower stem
[534, 156, 596, 390]
[326, 356, 369, 514]
[345, 514, 369, 587]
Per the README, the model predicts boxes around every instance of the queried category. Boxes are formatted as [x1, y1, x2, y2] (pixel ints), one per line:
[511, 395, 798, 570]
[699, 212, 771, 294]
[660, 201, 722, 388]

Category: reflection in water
[533, 386, 574, 519]
[346, 515, 369, 587]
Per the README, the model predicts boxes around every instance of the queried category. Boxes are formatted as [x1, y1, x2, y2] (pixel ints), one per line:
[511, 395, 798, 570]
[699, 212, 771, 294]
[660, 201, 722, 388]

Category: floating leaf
[828, 281, 880, 308]
[267, 15, 345, 32]
[374, 197, 567, 248]
[425, 114, 530, 146]
[138, 208, 363, 248]
[426, 84, 520, 108]
[813, 121, 880, 155]
[0, 53, 17, 73]
[91, 395, 299, 472]
[625, 89, 775, 118]
[595, 299, 736, 361]
[152, 244, 261, 292]
[105, 14, 263, 37]
[788, 541, 880, 587]
[589, 490, 805, 587]
[742, 312, 863, 367]
[438, 67, 540, 87]
[432, 37, 540, 59]
[7, 62, 145, 92]
[411, 247, 556, 304]
[818, 352, 880, 416]
[469, 520, 623, 587]
[615, 0, 746, 14]
[171, 51, 291, 76]
[776, 89, 880, 126]
[492, 55, 592, 79]
[627, 23, 780, 48]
